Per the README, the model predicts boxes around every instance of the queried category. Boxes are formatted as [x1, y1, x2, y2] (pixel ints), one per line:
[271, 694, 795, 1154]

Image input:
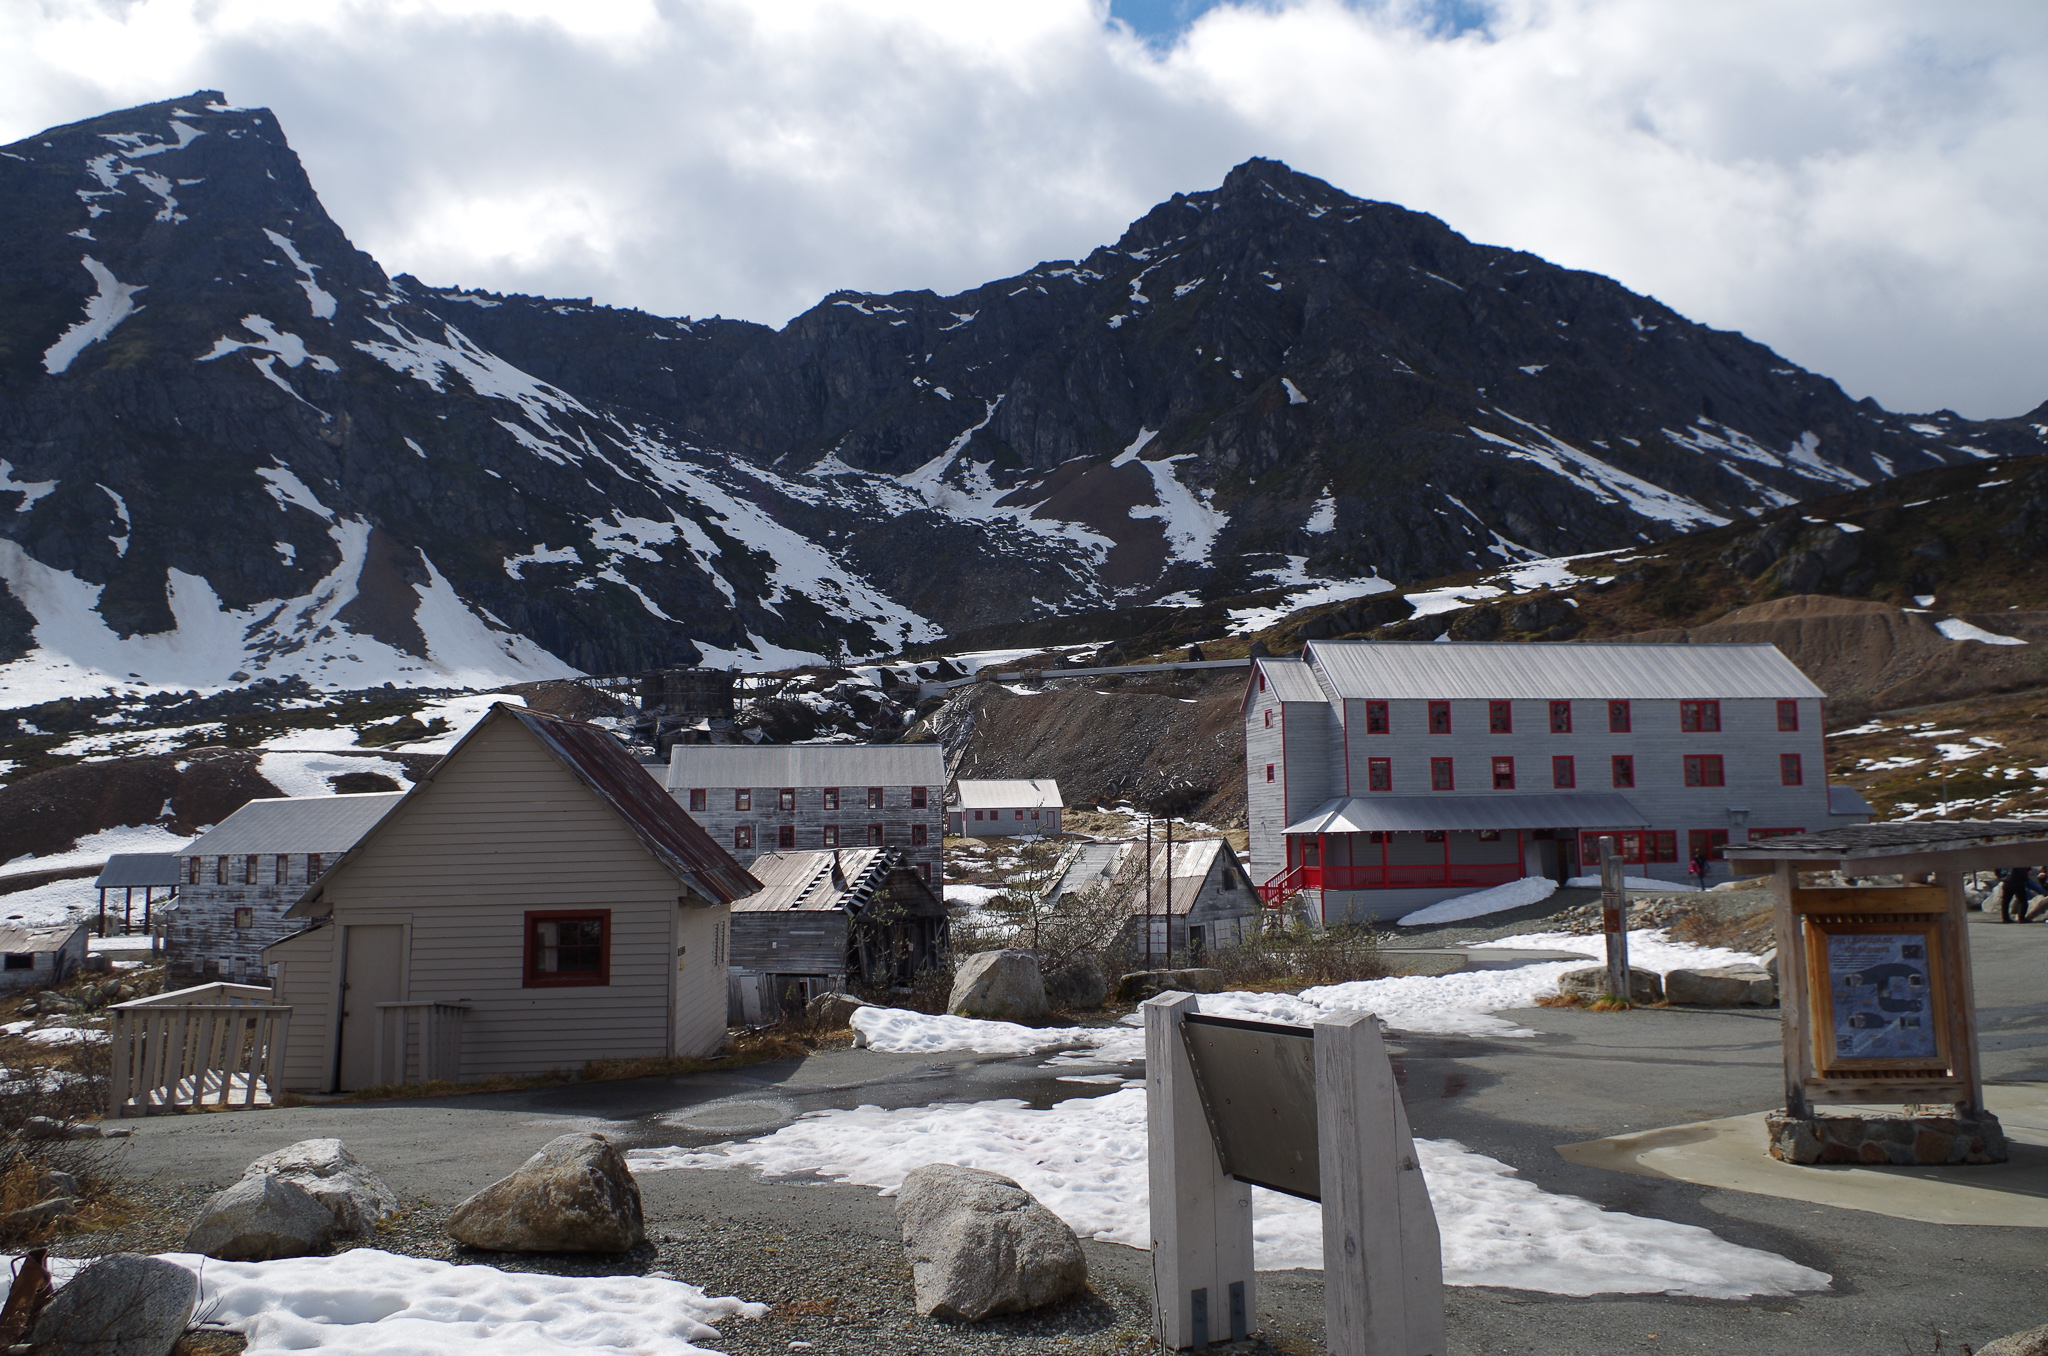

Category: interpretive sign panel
[1181, 1013, 1319, 1200]
[1804, 918, 1951, 1075]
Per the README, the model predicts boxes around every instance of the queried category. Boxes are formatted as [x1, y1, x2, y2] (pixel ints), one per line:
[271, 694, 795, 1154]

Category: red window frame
[1582, 830, 1678, 864]
[523, 909, 610, 988]
[822, 825, 840, 847]
[1431, 757, 1455, 791]
[734, 788, 751, 811]
[866, 823, 884, 846]
[911, 786, 929, 809]
[823, 787, 840, 810]
[867, 786, 884, 809]
[1777, 700, 1799, 732]
[1491, 756, 1515, 789]
[1611, 755, 1634, 788]
[1266, 764, 1275, 782]
[1264, 709, 1273, 728]
[1489, 701, 1512, 734]
[1683, 754, 1726, 787]
[688, 788, 707, 812]
[1428, 701, 1452, 734]
[1680, 700, 1721, 733]
[1553, 755, 1575, 789]
[778, 824, 796, 850]
[1365, 701, 1389, 734]
[1780, 753, 1803, 785]
[779, 787, 796, 812]
[274, 854, 289, 883]
[1367, 757, 1391, 792]
[911, 823, 928, 846]
[1549, 700, 1572, 734]
[734, 824, 753, 851]
[1608, 700, 1631, 733]
[1688, 829, 1730, 862]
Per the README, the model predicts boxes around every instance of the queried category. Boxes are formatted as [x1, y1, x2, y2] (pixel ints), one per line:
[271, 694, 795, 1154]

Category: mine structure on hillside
[576, 668, 739, 756]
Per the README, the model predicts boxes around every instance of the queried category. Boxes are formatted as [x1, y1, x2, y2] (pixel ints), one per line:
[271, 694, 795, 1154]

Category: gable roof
[1247, 657, 1330, 709]
[734, 848, 945, 916]
[0, 922, 84, 953]
[1301, 640, 1825, 701]
[182, 793, 406, 858]
[94, 854, 182, 889]
[665, 743, 945, 792]
[292, 703, 759, 914]
[953, 779, 1062, 809]
[1043, 836, 1244, 915]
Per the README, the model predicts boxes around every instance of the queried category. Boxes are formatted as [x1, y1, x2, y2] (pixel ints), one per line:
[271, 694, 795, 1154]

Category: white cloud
[3, 0, 2045, 417]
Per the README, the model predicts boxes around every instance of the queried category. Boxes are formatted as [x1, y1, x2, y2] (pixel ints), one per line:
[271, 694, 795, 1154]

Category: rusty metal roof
[508, 707, 761, 907]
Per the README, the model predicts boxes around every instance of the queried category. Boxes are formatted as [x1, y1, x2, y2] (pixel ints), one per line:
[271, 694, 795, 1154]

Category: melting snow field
[1397, 875, 1558, 926]
[25, 1250, 764, 1356]
[632, 1086, 1826, 1298]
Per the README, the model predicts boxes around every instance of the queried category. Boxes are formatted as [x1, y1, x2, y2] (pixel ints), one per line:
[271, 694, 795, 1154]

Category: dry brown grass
[1667, 904, 1776, 955]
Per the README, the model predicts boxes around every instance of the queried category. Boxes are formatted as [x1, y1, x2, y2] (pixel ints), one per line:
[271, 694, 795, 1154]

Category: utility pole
[1164, 816, 1175, 969]
[1145, 815, 1155, 972]
[1600, 835, 1630, 1002]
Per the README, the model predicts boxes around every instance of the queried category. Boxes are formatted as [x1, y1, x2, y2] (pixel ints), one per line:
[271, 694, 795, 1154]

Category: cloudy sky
[5, 0, 2045, 419]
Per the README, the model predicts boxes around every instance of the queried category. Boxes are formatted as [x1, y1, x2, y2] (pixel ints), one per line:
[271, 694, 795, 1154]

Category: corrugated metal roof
[734, 847, 890, 913]
[1254, 658, 1330, 704]
[1301, 640, 1825, 701]
[0, 922, 83, 952]
[1282, 791, 1651, 836]
[953, 779, 1062, 809]
[665, 743, 946, 792]
[510, 708, 761, 907]
[1047, 841, 1130, 901]
[184, 793, 406, 857]
[1828, 785, 1875, 818]
[1041, 837, 1240, 915]
[94, 854, 182, 889]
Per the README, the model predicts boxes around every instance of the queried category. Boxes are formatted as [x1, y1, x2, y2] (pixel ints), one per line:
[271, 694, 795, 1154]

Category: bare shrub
[1206, 921, 1390, 991]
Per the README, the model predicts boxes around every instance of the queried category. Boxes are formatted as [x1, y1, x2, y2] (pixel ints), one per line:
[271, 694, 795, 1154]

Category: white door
[338, 925, 404, 1091]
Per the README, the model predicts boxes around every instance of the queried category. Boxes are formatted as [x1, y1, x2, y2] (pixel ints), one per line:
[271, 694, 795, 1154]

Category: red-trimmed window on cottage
[823, 787, 840, 810]
[1367, 757, 1391, 792]
[822, 825, 840, 848]
[734, 825, 753, 851]
[779, 788, 796, 812]
[1264, 709, 1273, 728]
[1777, 701, 1800, 732]
[688, 788, 707, 812]
[524, 910, 610, 988]
[868, 786, 884, 809]
[911, 823, 928, 846]
[1550, 701, 1572, 734]
[1553, 755, 1575, 789]
[912, 786, 929, 809]
[1780, 753, 1804, 785]
[1688, 829, 1730, 863]
[1365, 701, 1389, 734]
[1611, 755, 1635, 788]
[1491, 757, 1515, 790]
[1489, 701, 1512, 734]
[778, 824, 796, 850]
[1684, 754, 1726, 787]
[1428, 702, 1452, 734]
[1431, 757, 1455, 791]
[1266, 764, 1276, 782]
[1608, 700, 1631, 733]
[735, 789, 752, 812]
[1680, 701, 1721, 733]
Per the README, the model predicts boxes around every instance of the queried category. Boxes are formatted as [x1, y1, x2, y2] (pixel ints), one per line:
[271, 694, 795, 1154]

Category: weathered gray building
[0, 922, 86, 991]
[947, 779, 1063, 837]
[728, 846, 948, 1022]
[168, 794, 404, 988]
[666, 744, 946, 883]
[1044, 836, 1260, 966]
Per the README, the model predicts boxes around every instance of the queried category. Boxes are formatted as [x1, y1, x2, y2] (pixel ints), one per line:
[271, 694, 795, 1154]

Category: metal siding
[666, 744, 946, 792]
[93, 854, 182, 889]
[1282, 791, 1652, 835]
[1304, 640, 1826, 701]
[183, 793, 406, 858]
[952, 779, 1062, 809]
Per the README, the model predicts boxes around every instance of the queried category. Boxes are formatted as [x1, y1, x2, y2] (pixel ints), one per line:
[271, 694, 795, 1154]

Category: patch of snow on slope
[1472, 414, 1727, 529]
[1111, 439, 1224, 564]
[693, 634, 832, 672]
[42, 257, 144, 374]
[634, 1087, 1827, 1296]
[353, 319, 591, 436]
[1398, 875, 1557, 925]
[1, 463, 57, 513]
[201, 316, 338, 374]
[1227, 576, 1395, 635]
[2, 823, 196, 882]
[261, 230, 337, 319]
[255, 465, 334, 519]
[891, 404, 1116, 568]
[1305, 489, 1336, 534]
[1283, 378, 1309, 404]
[1662, 421, 1865, 492]
[1937, 618, 2026, 646]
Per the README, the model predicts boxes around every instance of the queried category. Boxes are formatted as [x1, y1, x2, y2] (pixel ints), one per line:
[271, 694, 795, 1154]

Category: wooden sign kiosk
[1726, 820, 2047, 1164]
[1144, 992, 1444, 1354]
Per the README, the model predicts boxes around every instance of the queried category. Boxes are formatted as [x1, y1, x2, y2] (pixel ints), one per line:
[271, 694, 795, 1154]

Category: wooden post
[1599, 837, 1629, 998]
[1937, 870, 1986, 1117]
[1146, 992, 1254, 1350]
[1314, 1011, 1445, 1356]
[1770, 861, 1809, 1118]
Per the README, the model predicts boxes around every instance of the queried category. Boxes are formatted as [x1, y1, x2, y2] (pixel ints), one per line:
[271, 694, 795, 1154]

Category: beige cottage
[265, 704, 760, 1093]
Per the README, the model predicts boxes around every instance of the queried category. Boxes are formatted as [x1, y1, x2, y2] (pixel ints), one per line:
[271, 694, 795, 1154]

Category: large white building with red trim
[1244, 640, 1871, 921]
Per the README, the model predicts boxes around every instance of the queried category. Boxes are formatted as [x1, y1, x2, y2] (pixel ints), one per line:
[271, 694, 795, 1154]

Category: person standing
[1690, 846, 1711, 890]
[1996, 866, 2032, 924]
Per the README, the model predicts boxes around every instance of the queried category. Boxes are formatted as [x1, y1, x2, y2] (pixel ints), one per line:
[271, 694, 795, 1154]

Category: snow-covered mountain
[3, 92, 2040, 697]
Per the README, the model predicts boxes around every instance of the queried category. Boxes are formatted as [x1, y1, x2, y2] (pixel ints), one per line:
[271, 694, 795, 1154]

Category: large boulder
[1115, 968, 1224, 1002]
[1664, 966, 1776, 1007]
[30, 1252, 197, 1356]
[446, 1132, 646, 1253]
[242, 1138, 398, 1237]
[897, 1163, 1087, 1321]
[1979, 1323, 2048, 1356]
[1045, 956, 1108, 1010]
[805, 991, 867, 1028]
[1558, 965, 1664, 1005]
[948, 950, 1048, 1021]
[184, 1174, 336, 1261]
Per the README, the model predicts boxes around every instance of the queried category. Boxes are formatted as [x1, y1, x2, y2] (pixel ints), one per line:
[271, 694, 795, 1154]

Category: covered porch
[1258, 792, 1651, 910]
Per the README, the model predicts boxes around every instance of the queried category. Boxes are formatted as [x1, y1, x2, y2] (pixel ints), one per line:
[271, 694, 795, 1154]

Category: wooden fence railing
[373, 1001, 469, 1087]
[108, 999, 292, 1117]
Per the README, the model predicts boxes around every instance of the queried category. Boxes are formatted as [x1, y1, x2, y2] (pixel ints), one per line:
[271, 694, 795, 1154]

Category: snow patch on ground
[1563, 874, 1699, 891]
[262, 229, 338, 319]
[42, 257, 144, 374]
[2, 823, 194, 881]
[851, 1007, 1126, 1057]
[1398, 876, 1557, 926]
[636, 1087, 1826, 1297]
[1937, 618, 2026, 646]
[1472, 415, 1727, 530]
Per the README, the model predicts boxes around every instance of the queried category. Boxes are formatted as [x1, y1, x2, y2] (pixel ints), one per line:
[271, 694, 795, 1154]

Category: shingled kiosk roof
[1726, 819, 2048, 875]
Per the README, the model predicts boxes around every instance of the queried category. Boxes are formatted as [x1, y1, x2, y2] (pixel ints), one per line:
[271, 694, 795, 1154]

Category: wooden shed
[264, 704, 760, 1092]
[728, 847, 948, 1022]
[1045, 836, 1261, 968]
[0, 922, 87, 992]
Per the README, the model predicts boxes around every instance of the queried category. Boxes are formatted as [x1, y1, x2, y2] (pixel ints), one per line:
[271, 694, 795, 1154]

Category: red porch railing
[1258, 861, 1522, 905]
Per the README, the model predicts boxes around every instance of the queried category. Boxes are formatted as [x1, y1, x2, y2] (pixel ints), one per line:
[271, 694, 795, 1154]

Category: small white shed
[0, 922, 87, 991]
[948, 779, 1063, 837]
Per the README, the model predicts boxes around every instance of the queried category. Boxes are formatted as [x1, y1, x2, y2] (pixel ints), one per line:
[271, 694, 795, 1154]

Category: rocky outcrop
[896, 1163, 1087, 1322]
[184, 1174, 336, 1261]
[446, 1133, 646, 1254]
[29, 1253, 197, 1356]
[947, 950, 1048, 1022]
